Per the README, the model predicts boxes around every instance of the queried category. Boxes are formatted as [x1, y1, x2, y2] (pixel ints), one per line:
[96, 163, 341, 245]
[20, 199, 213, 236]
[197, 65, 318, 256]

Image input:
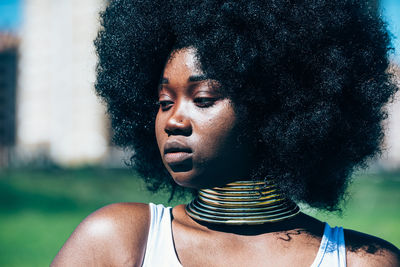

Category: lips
[164, 140, 193, 166]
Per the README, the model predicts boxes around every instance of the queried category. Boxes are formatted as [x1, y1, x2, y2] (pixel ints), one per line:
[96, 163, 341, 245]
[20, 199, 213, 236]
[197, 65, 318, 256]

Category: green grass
[0, 168, 399, 266]
[304, 171, 400, 246]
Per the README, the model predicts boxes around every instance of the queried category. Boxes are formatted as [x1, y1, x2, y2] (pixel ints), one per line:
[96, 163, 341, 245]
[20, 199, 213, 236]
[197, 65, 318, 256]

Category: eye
[194, 97, 218, 108]
[157, 100, 174, 111]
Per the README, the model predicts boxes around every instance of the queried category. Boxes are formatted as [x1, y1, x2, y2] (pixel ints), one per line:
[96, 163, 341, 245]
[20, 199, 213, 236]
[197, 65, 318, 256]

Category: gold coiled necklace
[185, 180, 300, 225]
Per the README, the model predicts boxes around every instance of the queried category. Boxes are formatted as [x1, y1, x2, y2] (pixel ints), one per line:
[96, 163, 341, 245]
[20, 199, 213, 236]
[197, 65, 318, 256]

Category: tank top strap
[142, 203, 183, 267]
[310, 222, 346, 267]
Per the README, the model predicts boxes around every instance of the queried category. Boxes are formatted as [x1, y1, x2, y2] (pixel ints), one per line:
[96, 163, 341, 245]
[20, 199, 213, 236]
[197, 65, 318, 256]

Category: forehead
[163, 47, 204, 78]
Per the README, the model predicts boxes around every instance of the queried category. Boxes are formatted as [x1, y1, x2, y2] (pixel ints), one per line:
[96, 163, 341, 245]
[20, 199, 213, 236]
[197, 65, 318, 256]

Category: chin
[173, 172, 230, 190]
[171, 173, 199, 188]
[169, 169, 208, 189]
[166, 161, 240, 189]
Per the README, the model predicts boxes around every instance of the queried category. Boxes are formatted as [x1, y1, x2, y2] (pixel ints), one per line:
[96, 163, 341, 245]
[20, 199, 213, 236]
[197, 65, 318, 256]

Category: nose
[165, 102, 192, 136]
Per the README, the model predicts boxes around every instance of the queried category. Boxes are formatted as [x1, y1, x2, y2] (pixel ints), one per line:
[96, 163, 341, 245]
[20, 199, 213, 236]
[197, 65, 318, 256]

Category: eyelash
[156, 97, 217, 110]
[157, 100, 173, 110]
[193, 97, 217, 108]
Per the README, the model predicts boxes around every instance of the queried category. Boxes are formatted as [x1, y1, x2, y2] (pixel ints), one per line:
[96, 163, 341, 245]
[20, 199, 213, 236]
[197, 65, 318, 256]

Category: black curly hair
[94, 0, 398, 211]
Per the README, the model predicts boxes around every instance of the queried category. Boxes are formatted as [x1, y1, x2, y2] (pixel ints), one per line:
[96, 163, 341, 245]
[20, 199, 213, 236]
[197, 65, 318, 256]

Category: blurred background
[0, 0, 399, 266]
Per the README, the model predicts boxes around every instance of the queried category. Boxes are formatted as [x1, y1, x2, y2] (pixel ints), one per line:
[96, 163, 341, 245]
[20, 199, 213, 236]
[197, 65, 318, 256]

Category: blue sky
[0, 0, 398, 60]
[381, 0, 400, 61]
[0, 0, 21, 32]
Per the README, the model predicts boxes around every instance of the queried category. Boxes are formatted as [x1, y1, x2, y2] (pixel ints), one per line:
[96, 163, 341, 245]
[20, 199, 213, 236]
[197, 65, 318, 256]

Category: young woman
[52, 0, 399, 266]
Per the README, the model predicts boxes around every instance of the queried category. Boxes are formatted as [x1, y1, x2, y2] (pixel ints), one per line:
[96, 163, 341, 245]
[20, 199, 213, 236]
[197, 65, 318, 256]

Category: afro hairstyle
[94, 0, 398, 211]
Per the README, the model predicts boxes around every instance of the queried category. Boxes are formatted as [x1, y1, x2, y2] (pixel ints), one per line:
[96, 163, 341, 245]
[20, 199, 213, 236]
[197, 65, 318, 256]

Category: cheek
[195, 102, 238, 158]
[155, 111, 165, 154]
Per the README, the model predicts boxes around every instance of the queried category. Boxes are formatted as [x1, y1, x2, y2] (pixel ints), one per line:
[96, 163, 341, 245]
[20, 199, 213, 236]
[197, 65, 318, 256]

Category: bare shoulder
[344, 228, 399, 267]
[51, 202, 150, 267]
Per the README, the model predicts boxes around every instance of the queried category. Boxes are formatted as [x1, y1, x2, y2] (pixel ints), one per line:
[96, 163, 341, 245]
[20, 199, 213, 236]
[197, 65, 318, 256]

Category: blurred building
[15, 0, 110, 166]
[0, 33, 18, 167]
[380, 64, 400, 169]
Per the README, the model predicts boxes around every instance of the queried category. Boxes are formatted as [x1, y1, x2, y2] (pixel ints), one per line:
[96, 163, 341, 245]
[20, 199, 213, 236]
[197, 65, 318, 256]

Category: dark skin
[52, 48, 399, 267]
[155, 47, 253, 189]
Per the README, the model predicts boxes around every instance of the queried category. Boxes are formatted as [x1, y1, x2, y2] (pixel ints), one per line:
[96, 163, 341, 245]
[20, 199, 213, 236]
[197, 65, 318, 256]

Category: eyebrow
[188, 74, 208, 82]
[160, 74, 208, 84]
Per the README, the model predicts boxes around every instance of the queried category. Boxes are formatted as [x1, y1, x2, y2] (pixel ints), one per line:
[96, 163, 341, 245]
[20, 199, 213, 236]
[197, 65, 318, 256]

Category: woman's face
[155, 48, 251, 189]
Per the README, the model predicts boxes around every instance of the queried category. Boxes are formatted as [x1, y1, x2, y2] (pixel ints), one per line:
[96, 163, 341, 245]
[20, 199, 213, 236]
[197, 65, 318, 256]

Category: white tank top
[141, 203, 346, 267]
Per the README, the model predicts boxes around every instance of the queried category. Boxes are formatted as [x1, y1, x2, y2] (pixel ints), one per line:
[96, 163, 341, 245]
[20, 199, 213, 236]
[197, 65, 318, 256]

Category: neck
[185, 179, 300, 225]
